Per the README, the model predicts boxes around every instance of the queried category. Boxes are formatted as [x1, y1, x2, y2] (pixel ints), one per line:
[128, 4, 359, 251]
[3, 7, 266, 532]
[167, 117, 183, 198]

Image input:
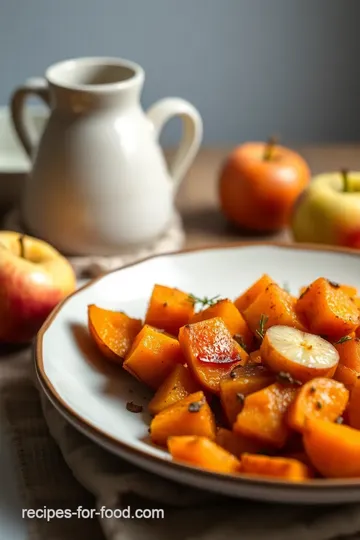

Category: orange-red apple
[219, 139, 310, 232]
[291, 170, 360, 248]
[0, 231, 76, 343]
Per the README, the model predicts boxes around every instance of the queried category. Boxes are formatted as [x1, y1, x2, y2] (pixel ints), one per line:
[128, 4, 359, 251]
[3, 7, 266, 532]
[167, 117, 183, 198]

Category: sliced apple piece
[261, 325, 339, 382]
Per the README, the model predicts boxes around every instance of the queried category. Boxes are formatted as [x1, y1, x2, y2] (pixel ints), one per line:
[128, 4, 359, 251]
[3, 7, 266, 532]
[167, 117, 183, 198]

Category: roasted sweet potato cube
[190, 299, 253, 349]
[303, 417, 360, 478]
[178, 317, 248, 394]
[348, 384, 360, 430]
[249, 349, 262, 364]
[215, 428, 263, 456]
[123, 325, 183, 389]
[241, 453, 312, 481]
[88, 304, 142, 363]
[144, 284, 194, 336]
[243, 283, 305, 335]
[333, 337, 360, 389]
[150, 391, 216, 446]
[148, 364, 199, 415]
[287, 378, 349, 432]
[299, 283, 357, 299]
[220, 363, 275, 426]
[168, 436, 240, 473]
[234, 383, 297, 448]
[234, 274, 274, 313]
[296, 278, 360, 339]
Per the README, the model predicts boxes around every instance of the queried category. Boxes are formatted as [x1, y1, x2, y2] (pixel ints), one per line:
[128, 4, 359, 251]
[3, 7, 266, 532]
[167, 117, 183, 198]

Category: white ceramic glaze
[10, 58, 203, 255]
[36, 243, 360, 504]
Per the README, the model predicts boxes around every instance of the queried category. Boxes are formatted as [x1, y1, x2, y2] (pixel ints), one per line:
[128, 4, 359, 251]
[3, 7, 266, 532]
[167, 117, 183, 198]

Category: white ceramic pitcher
[10, 57, 202, 255]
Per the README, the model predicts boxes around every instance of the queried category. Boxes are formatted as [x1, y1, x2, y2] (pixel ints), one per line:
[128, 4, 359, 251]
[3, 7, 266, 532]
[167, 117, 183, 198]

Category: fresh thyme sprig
[256, 314, 269, 341]
[188, 294, 220, 308]
[234, 334, 247, 351]
[283, 281, 291, 294]
[334, 335, 353, 345]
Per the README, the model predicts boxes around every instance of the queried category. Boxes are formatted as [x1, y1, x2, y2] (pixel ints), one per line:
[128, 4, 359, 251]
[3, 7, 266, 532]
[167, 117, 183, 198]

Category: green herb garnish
[188, 294, 220, 308]
[234, 334, 247, 351]
[334, 335, 353, 345]
[315, 401, 323, 410]
[283, 281, 291, 294]
[256, 314, 269, 341]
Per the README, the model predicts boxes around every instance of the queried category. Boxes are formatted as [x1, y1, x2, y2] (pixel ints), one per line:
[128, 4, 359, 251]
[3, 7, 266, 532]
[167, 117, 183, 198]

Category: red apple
[0, 231, 76, 343]
[219, 138, 310, 232]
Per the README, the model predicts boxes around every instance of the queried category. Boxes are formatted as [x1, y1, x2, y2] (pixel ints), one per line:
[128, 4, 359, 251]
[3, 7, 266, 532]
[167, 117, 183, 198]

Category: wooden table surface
[176, 145, 360, 248]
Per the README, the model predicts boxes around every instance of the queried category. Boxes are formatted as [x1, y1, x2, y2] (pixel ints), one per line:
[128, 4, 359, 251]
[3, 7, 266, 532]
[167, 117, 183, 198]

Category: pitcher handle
[10, 77, 50, 158]
[147, 98, 203, 191]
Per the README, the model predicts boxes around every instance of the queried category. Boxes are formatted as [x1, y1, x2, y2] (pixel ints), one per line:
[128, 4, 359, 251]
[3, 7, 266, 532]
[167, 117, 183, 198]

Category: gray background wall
[1, 0, 360, 145]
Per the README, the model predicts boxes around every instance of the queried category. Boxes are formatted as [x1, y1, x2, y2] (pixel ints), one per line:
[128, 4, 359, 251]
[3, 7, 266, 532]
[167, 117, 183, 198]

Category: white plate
[36, 243, 360, 504]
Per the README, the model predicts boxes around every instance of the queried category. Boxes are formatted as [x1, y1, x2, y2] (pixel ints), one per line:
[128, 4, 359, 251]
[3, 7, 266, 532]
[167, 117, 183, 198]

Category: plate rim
[35, 241, 360, 493]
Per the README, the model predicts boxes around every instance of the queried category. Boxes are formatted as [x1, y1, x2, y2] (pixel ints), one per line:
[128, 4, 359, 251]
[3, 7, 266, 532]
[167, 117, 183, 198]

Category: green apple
[291, 170, 360, 248]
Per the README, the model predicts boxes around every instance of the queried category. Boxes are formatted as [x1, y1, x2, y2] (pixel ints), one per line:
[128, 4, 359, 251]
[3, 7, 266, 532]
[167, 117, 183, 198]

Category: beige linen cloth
[1, 215, 360, 539]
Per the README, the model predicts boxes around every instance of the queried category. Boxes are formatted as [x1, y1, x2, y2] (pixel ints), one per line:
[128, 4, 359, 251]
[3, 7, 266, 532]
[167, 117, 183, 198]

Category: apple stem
[19, 235, 25, 259]
[263, 136, 278, 161]
[341, 169, 350, 193]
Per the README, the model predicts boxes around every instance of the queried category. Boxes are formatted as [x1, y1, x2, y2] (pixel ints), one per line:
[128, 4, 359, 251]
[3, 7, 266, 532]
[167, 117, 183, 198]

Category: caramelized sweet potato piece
[168, 436, 240, 473]
[333, 364, 360, 390]
[333, 337, 360, 389]
[144, 284, 194, 336]
[249, 349, 262, 364]
[241, 453, 312, 481]
[215, 428, 263, 456]
[190, 299, 253, 349]
[287, 378, 349, 432]
[243, 283, 305, 335]
[303, 417, 360, 478]
[348, 384, 360, 430]
[234, 383, 297, 448]
[296, 278, 360, 339]
[220, 363, 275, 426]
[148, 364, 199, 415]
[234, 274, 274, 313]
[178, 318, 248, 394]
[300, 283, 357, 298]
[123, 325, 183, 389]
[88, 304, 142, 363]
[282, 451, 313, 468]
[150, 391, 216, 446]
